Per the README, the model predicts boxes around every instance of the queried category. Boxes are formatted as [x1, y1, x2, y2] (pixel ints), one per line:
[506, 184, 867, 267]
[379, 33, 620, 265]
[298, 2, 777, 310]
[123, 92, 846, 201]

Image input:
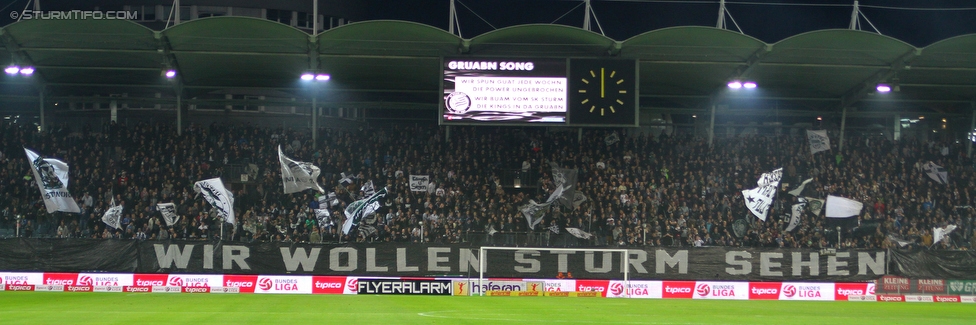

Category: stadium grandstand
[0, 0, 974, 282]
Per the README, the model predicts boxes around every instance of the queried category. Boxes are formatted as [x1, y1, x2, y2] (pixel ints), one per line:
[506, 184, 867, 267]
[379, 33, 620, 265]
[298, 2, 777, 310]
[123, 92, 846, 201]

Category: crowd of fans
[0, 119, 973, 250]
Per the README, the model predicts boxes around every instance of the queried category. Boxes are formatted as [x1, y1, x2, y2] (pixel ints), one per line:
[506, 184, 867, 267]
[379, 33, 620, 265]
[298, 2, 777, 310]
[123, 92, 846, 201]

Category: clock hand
[601, 68, 605, 99]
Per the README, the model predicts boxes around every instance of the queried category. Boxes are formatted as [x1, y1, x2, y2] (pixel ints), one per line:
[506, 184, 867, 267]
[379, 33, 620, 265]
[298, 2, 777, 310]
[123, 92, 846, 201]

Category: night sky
[367, 0, 976, 47]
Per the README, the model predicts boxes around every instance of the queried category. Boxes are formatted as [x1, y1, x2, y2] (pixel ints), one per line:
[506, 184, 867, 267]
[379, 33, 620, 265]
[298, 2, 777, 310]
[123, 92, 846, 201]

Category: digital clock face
[568, 59, 637, 126]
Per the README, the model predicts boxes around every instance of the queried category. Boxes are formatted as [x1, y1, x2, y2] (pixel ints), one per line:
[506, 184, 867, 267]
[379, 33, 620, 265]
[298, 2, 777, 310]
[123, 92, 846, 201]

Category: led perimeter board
[441, 58, 568, 125]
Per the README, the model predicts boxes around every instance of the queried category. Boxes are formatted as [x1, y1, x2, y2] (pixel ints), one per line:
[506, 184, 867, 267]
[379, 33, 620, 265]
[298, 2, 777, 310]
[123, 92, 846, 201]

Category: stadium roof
[1, 17, 975, 118]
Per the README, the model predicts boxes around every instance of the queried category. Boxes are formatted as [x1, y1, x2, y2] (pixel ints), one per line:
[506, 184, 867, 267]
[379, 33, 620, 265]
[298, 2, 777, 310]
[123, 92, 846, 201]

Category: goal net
[476, 246, 631, 297]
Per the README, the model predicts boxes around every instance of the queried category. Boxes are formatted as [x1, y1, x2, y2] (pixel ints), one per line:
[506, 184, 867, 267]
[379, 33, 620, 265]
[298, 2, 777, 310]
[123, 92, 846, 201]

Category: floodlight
[727, 81, 742, 89]
[19, 67, 34, 75]
[5, 66, 19, 75]
[300, 73, 314, 81]
[165, 70, 177, 78]
[315, 74, 330, 81]
[743, 81, 757, 89]
[876, 84, 891, 93]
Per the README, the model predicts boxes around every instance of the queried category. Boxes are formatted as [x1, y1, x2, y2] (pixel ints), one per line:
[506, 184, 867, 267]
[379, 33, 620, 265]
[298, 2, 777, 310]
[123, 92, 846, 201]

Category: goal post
[477, 246, 631, 297]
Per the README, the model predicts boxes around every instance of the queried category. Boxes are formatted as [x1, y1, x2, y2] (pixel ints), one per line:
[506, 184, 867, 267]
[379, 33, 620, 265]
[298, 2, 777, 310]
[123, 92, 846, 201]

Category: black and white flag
[194, 178, 236, 225]
[102, 198, 123, 230]
[887, 234, 912, 247]
[520, 200, 549, 230]
[932, 225, 958, 245]
[342, 187, 387, 235]
[806, 130, 830, 154]
[548, 225, 560, 234]
[409, 175, 429, 192]
[339, 173, 355, 186]
[566, 227, 593, 239]
[604, 132, 620, 146]
[358, 225, 378, 237]
[804, 197, 825, 216]
[278, 145, 325, 194]
[921, 161, 948, 185]
[551, 167, 578, 208]
[319, 192, 340, 207]
[572, 191, 588, 209]
[825, 195, 862, 219]
[314, 208, 333, 229]
[361, 180, 375, 197]
[157, 203, 180, 226]
[742, 168, 783, 221]
[756, 168, 783, 188]
[520, 185, 566, 229]
[788, 178, 813, 197]
[24, 148, 81, 213]
[786, 203, 805, 232]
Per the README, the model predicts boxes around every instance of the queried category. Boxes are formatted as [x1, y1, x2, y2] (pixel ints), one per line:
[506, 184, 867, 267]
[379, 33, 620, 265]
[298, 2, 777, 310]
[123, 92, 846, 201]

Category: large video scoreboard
[441, 58, 637, 127]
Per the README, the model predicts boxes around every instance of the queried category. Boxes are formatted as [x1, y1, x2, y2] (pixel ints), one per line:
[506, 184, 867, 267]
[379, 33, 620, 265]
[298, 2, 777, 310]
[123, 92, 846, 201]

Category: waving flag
[921, 161, 948, 185]
[102, 198, 123, 230]
[24, 148, 81, 213]
[157, 203, 180, 226]
[825, 195, 862, 218]
[742, 168, 782, 221]
[807, 130, 830, 154]
[279, 145, 325, 194]
[194, 178, 236, 225]
[342, 187, 387, 235]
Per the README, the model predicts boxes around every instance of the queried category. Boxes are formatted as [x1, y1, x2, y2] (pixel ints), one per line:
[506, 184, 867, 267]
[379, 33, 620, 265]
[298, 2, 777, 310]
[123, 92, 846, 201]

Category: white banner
[605, 132, 620, 146]
[757, 168, 783, 188]
[788, 178, 813, 196]
[566, 227, 593, 239]
[933, 225, 957, 245]
[742, 186, 776, 221]
[157, 203, 180, 226]
[786, 203, 804, 232]
[279, 146, 325, 194]
[194, 178, 235, 225]
[742, 168, 782, 222]
[24, 148, 81, 213]
[409, 175, 429, 192]
[102, 199, 123, 230]
[825, 195, 862, 218]
[807, 130, 830, 154]
[921, 161, 948, 185]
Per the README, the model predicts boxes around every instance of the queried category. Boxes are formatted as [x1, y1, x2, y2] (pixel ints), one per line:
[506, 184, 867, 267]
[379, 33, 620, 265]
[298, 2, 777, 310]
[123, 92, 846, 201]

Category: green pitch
[0, 292, 971, 325]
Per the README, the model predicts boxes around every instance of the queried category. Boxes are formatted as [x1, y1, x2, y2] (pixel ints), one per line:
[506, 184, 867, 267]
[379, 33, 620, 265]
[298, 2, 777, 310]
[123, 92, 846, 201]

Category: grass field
[0, 292, 972, 325]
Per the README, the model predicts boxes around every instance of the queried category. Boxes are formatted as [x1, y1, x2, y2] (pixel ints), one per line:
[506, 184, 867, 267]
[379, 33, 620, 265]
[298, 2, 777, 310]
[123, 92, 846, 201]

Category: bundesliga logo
[609, 283, 624, 296]
[695, 284, 710, 296]
[258, 278, 273, 291]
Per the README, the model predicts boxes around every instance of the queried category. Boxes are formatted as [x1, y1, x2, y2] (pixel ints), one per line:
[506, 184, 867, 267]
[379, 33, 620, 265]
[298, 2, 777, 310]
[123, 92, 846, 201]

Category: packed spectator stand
[0, 120, 973, 251]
